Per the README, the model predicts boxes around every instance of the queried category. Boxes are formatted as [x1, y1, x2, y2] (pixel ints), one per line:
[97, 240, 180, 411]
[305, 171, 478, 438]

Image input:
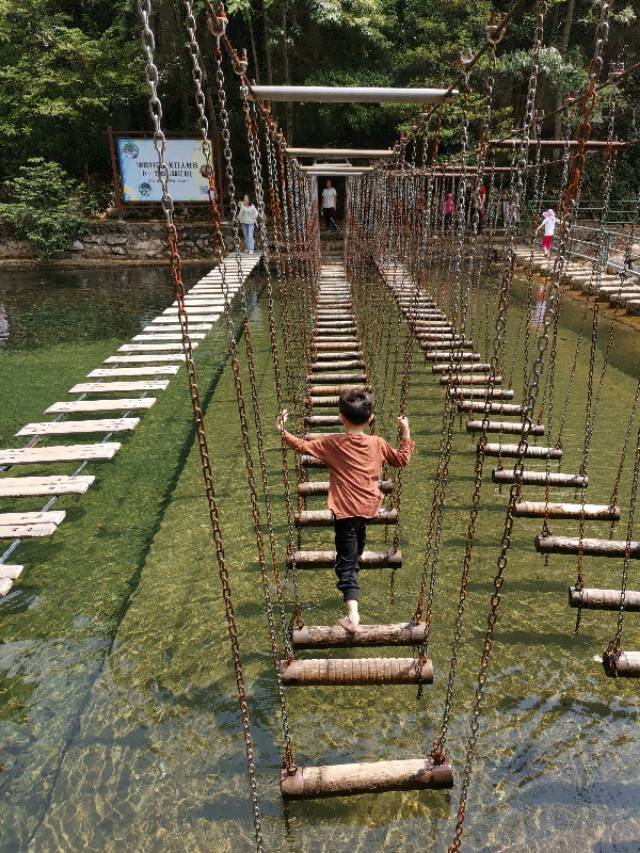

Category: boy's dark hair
[338, 388, 374, 425]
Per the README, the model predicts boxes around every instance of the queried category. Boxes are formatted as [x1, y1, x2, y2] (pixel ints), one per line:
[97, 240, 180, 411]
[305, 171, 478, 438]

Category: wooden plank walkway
[0, 252, 260, 591]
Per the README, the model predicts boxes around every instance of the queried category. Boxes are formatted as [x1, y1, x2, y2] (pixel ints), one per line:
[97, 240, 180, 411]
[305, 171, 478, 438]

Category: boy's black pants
[334, 516, 367, 602]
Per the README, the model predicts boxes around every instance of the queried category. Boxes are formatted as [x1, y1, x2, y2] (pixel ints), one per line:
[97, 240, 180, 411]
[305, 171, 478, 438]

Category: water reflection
[531, 283, 547, 329]
[0, 304, 8, 345]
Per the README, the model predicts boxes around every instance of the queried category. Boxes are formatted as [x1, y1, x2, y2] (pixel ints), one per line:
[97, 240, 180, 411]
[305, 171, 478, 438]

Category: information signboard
[117, 138, 211, 203]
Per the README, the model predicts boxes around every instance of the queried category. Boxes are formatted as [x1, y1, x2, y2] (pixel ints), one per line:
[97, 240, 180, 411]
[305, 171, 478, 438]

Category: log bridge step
[483, 443, 562, 460]
[515, 501, 620, 520]
[440, 375, 501, 386]
[449, 387, 513, 399]
[492, 468, 587, 487]
[280, 758, 453, 799]
[279, 656, 433, 685]
[289, 549, 402, 569]
[568, 586, 640, 611]
[466, 420, 545, 435]
[296, 508, 398, 527]
[458, 402, 525, 415]
[536, 535, 640, 557]
[292, 622, 426, 648]
[603, 650, 640, 678]
[298, 479, 392, 497]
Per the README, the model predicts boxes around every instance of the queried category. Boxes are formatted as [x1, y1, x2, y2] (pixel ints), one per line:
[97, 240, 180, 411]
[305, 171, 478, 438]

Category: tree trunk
[282, 2, 293, 141]
[246, 12, 261, 83]
[554, 0, 576, 144]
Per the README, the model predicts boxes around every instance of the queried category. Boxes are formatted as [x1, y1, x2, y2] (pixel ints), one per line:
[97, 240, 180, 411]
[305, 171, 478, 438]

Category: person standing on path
[321, 180, 338, 231]
[535, 208, 557, 258]
[443, 191, 455, 230]
[238, 194, 258, 254]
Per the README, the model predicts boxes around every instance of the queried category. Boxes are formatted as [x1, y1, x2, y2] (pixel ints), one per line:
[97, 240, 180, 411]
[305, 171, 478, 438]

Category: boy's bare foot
[338, 616, 358, 635]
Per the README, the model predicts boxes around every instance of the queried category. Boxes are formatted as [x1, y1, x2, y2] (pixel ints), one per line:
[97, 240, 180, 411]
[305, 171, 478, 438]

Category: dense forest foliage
[0, 0, 639, 202]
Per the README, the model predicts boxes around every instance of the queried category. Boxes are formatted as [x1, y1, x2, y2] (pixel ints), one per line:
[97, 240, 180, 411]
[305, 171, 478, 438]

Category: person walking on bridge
[321, 179, 338, 232]
[238, 194, 258, 254]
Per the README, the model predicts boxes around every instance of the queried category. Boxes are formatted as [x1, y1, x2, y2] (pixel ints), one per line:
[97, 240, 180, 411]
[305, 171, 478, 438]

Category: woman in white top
[535, 208, 557, 258]
[238, 195, 259, 254]
[321, 180, 338, 231]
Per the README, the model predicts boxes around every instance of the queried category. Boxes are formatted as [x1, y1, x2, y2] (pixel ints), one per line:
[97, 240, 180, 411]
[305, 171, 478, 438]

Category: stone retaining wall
[0, 220, 234, 261]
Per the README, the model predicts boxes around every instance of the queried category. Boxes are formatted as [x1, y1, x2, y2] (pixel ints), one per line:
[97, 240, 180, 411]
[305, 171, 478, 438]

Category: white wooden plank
[133, 333, 206, 341]
[0, 578, 13, 596]
[17, 419, 139, 436]
[162, 308, 221, 317]
[0, 511, 65, 525]
[105, 354, 186, 363]
[87, 366, 179, 377]
[119, 343, 197, 351]
[0, 476, 95, 496]
[0, 523, 60, 539]
[0, 565, 24, 579]
[0, 444, 120, 465]
[143, 324, 212, 333]
[151, 317, 218, 325]
[70, 381, 169, 393]
[47, 398, 156, 413]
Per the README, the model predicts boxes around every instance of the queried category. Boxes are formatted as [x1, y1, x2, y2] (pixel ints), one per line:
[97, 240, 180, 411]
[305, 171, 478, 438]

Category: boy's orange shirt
[283, 431, 415, 519]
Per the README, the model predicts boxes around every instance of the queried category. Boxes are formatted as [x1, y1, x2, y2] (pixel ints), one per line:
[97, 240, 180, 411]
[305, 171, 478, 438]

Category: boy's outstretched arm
[276, 409, 330, 461]
[381, 416, 415, 467]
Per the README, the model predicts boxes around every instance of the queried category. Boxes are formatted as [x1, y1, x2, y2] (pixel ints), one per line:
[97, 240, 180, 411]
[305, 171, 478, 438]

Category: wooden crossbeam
[0, 444, 120, 465]
[70, 381, 169, 393]
[16, 418, 139, 436]
[0, 476, 95, 497]
[46, 399, 156, 413]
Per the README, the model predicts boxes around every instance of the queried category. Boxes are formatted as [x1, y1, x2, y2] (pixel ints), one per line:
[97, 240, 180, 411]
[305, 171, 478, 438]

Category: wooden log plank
[132, 333, 206, 341]
[0, 511, 65, 525]
[466, 420, 545, 435]
[304, 415, 342, 426]
[280, 758, 453, 799]
[457, 402, 525, 415]
[298, 479, 392, 497]
[70, 381, 169, 393]
[292, 622, 426, 648]
[440, 375, 502, 385]
[307, 385, 370, 395]
[306, 373, 368, 384]
[603, 651, 640, 677]
[105, 354, 186, 364]
[433, 363, 492, 374]
[142, 324, 212, 333]
[310, 361, 365, 371]
[483, 443, 562, 459]
[0, 443, 120, 465]
[536, 535, 640, 558]
[46, 399, 155, 413]
[300, 455, 326, 467]
[492, 468, 588, 487]
[425, 351, 480, 360]
[0, 475, 95, 497]
[568, 586, 640, 611]
[151, 316, 218, 324]
[448, 387, 513, 399]
[309, 396, 340, 407]
[314, 342, 360, 351]
[296, 508, 397, 526]
[279, 656, 433, 685]
[120, 343, 198, 351]
[0, 522, 62, 539]
[289, 549, 402, 569]
[515, 501, 620, 520]
[17, 418, 139, 436]
[87, 366, 179, 377]
[0, 577, 14, 596]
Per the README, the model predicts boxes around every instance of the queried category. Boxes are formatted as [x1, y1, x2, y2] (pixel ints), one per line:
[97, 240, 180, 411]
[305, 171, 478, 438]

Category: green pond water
[1, 264, 640, 852]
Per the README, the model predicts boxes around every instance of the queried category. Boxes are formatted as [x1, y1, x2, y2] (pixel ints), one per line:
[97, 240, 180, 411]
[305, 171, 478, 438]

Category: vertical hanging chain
[136, 3, 264, 847]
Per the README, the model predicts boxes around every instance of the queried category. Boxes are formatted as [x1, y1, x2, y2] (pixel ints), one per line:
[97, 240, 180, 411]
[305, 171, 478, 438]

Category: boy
[276, 388, 414, 633]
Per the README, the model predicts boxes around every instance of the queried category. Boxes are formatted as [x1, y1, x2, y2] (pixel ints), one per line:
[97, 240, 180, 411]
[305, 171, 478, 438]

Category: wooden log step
[315, 351, 362, 360]
[307, 385, 370, 396]
[466, 420, 545, 435]
[439, 375, 501, 386]
[483, 443, 561, 459]
[312, 337, 358, 344]
[0, 475, 95, 497]
[0, 511, 65, 539]
[422, 340, 474, 350]
[309, 396, 340, 407]
[300, 455, 326, 468]
[279, 656, 433, 686]
[46, 398, 156, 414]
[71, 381, 169, 393]
[105, 354, 186, 364]
[433, 363, 492, 374]
[492, 468, 588, 487]
[120, 343, 196, 352]
[449, 387, 513, 399]
[298, 479, 392, 497]
[425, 351, 481, 361]
[16, 418, 139, 436]
[568, 586, 640, 611]
[458, 401, 525, 415]
[143, 324, 211, 333]
[0, 443, 120, 465]
[280, 758, 453, 800]
[289, 549, 402, 569]
[516, 501, 619, 520]
[315, 320, 355, 326]
[0, 565, 24, 580]
[535, 535, 640, 558]
[311, 361, 365, 371]
[315, 341, 361, 351]
[292, 622, 426, 648]
[132, 333, 206, 341]
[152, 315, 218, 324]
[296, 508, 397, 526]
[0, 577, 14, 597]
[304, 415, 342, 426]
[87, 366, 179, 378]
[603, 651, 640, 677]
[307, 373, 368, 384]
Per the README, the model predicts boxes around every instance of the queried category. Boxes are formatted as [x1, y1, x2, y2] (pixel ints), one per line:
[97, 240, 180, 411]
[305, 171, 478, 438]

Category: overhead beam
[287, 148, 394, 159]
[248, 85, 455, 104]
